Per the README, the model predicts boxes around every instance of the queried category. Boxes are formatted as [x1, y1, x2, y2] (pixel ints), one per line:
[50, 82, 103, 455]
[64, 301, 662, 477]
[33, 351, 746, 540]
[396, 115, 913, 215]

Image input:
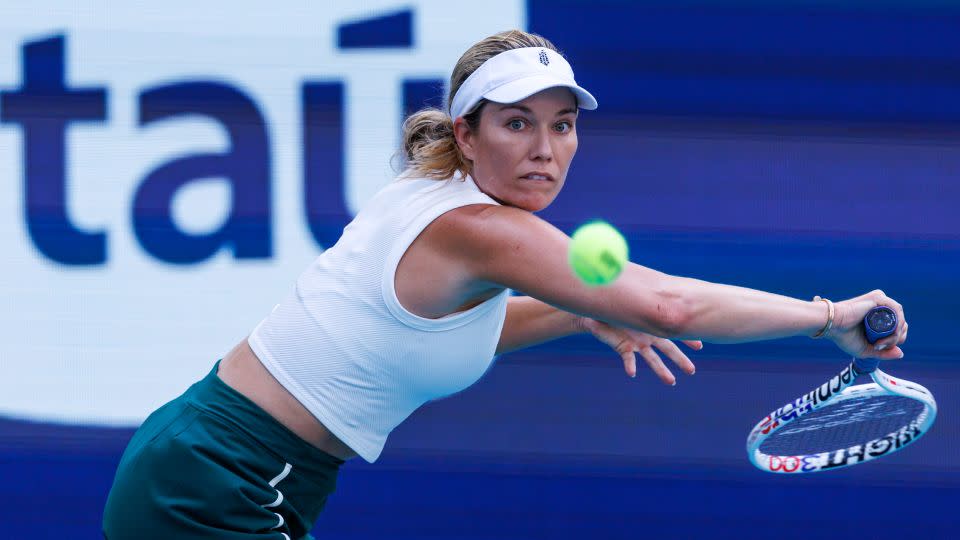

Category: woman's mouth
[520, 172, 554, 182]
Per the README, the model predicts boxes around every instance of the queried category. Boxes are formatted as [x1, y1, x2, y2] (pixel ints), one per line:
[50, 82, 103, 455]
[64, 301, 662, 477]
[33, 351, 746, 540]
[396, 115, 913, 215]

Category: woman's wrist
[571, 313, 590, 335]
[810, 296, 835, 339]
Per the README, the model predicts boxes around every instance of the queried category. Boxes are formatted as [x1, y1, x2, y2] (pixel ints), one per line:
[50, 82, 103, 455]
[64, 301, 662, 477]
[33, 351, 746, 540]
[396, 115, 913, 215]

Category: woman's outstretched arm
[437, 204, 907, 361]
[496, 295, 703, 385]
[496, 295, 582, 355]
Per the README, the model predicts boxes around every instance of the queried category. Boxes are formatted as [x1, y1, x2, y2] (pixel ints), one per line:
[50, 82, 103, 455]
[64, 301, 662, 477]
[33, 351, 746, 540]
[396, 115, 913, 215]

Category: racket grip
[854, 306, 898, 373]
[864, 306, 898, 344]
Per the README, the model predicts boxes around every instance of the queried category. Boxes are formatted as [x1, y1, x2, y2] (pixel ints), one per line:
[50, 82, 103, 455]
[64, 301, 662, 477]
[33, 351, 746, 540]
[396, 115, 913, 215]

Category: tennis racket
[746, 306, 937, 473]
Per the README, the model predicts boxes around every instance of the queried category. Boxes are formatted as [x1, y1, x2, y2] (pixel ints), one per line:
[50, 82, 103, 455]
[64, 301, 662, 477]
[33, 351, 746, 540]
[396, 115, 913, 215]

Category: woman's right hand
[828, 290, 908, 360]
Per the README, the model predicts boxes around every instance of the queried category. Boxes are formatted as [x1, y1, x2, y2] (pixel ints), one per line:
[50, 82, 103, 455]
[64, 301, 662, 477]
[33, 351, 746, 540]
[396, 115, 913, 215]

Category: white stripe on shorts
[269, 463, 292, 487]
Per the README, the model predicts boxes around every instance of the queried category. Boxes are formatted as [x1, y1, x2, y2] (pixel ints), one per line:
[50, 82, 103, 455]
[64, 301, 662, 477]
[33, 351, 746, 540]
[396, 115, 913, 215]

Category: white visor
[449, 47, 598, 120]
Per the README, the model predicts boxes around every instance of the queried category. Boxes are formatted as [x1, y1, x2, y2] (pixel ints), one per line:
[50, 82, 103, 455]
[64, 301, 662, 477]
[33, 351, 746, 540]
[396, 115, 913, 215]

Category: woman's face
[454, 87, 579, 212]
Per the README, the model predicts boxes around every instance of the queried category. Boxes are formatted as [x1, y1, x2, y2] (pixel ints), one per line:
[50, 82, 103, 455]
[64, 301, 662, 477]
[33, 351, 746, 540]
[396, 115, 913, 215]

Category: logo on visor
[539, 49, 549, 66]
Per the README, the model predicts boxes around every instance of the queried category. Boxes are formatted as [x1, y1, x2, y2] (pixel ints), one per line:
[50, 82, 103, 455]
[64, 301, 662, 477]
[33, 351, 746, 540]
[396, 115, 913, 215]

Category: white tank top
[248, 174, 510, 462]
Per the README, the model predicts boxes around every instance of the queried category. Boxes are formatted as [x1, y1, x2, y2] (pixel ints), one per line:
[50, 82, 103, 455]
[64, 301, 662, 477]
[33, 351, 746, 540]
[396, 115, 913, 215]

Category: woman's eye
[555, 121, 572, 133]
[508, 119, 526, 130]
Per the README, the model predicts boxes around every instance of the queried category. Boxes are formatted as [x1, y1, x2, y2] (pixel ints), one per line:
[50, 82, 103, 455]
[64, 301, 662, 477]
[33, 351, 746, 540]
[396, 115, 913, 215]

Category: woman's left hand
[579, 317, 701, 385]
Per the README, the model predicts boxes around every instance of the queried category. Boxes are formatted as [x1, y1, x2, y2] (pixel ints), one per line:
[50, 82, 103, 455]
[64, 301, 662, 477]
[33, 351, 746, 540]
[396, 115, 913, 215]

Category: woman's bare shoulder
[425, 204, 566, 266]
[426, 203, 673, 336]
[423, 203, 570, 287]
[392, 204, 544, 319]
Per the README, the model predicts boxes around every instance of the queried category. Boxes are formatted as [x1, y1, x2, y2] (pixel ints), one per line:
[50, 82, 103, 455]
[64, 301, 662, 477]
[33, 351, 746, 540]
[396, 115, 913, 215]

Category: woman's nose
[528, 126, 553, 161]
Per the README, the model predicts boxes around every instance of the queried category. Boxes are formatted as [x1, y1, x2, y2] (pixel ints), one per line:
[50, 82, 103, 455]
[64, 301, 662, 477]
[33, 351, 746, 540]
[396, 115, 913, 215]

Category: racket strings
[759, 395, 924, 456]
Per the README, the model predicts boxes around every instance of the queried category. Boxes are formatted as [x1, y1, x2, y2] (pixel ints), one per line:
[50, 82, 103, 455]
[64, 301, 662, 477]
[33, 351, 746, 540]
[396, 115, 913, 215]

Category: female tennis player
[102, 30, 908, 539]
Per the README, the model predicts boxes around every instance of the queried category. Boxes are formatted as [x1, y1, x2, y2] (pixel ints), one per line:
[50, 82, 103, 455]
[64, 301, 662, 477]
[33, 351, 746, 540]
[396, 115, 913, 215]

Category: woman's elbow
[641, 288, 694, 338]
[657, 302, 692, 338]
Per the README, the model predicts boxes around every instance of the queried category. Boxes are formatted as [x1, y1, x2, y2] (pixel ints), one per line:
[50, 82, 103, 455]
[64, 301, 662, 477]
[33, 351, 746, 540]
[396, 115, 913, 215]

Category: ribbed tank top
[248, 174, 510, 462]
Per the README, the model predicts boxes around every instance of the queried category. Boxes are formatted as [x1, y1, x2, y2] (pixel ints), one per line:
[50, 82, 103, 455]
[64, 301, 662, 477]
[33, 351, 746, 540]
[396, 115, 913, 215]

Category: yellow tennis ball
[568, 221, 629, 286]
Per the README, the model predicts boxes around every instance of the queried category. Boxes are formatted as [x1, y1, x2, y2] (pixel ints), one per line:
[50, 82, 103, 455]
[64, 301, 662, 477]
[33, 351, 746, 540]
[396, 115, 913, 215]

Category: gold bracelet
[811, 296, 834, 339]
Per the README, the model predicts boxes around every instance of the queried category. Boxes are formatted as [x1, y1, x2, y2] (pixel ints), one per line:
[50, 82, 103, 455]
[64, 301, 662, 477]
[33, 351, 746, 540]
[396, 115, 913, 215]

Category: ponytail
[400, 108, 469, 180]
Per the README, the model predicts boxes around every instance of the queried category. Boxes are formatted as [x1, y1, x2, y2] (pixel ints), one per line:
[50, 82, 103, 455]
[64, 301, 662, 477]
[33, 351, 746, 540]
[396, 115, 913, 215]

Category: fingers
[874, 335, 900, 352]
[587, 322, 656, 381]
[894, 307, 907, 347]
[629, 339, 700, 383]
[621, 351, 637, 378]
[638, 346, 676, 386]
[585, 319, 701, 384]
[874, 294, 907, 353]
[870, 345, 905, 361]
[831, 290, 909, 361]
[587, 320, 632, 355]
[655, 339, 696, 375]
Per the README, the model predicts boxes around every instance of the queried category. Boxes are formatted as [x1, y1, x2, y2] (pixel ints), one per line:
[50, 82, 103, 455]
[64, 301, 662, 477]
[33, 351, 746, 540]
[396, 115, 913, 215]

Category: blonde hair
[400, 30, 560, 180]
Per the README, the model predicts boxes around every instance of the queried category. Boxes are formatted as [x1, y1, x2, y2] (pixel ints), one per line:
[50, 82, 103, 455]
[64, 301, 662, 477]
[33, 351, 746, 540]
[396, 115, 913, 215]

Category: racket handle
[864, 306, 898, 344]
[854, 306, 898, 373]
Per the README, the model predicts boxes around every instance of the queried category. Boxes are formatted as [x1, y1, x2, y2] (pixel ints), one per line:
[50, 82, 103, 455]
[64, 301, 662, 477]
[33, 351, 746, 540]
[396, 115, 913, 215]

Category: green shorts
[102, 361, 343, 540]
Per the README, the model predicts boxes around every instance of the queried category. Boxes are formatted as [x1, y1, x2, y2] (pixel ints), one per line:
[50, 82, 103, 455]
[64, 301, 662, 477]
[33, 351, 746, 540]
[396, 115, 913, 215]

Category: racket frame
[746, 361, 937, 473]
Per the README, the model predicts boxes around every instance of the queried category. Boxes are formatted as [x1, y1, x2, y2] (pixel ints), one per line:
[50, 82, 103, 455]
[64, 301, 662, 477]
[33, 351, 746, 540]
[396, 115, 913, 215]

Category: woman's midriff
[217, 339, 358, 460]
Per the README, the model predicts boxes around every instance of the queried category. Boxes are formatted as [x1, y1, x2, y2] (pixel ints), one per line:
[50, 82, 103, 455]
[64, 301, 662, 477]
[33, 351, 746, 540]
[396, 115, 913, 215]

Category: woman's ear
[453, 116, 476, 162]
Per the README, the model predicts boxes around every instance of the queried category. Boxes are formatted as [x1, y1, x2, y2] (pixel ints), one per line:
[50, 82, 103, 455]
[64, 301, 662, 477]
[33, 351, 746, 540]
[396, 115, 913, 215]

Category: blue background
[3, 1, 959, 538]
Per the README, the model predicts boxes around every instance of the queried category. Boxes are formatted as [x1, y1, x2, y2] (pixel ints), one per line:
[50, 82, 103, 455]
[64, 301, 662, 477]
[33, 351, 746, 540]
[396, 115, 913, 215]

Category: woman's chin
[509, 193, 558, 212]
